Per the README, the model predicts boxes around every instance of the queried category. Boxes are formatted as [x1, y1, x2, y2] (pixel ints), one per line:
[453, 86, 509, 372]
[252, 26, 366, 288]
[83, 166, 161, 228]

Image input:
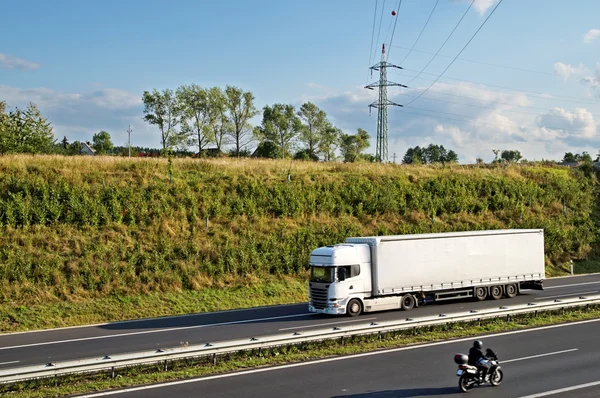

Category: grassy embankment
[0, 155, 598, 332]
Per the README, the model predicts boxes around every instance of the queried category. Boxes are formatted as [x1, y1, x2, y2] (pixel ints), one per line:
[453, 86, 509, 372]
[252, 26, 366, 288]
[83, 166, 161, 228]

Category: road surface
[76, 318, 600, 398]
[0, 274, 599, 368]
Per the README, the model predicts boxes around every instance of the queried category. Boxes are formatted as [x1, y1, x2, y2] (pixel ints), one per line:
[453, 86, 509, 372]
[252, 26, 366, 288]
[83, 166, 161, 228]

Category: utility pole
[365, 44, 406, 163]
[392, 153, 397, 163]
[127, 125, 132, 158]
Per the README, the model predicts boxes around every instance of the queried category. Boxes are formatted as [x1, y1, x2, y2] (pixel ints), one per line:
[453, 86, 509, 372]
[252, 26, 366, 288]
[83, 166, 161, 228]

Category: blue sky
[1, 0, 599, 162]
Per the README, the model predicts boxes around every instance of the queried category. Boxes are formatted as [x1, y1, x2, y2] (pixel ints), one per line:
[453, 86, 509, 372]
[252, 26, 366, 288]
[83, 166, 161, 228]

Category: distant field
[0, 155, 597, 331]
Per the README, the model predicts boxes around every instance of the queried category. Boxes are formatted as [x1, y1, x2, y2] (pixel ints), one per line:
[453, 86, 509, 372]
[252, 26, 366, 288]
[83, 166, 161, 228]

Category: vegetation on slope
[0, 155, 597, 331]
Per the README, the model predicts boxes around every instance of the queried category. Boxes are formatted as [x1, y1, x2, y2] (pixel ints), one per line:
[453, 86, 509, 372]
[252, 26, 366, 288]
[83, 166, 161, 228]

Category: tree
[580, 151, 593, 163]
[206, 87, 230, 154]
[254, 104, 302, 158]
[61, 136, 69, 149]
[142, 89, 184, 151]
[224, 86, 258, 157]
[297, 102, 329, 160]
[445, 150, 459, 163]
[562, 152, 577, 163]
[319, 126, 341, 162]
[293, 148, 320, 161]
[0, 103, 55, 154]
[501, 149, 522, 163]
[492, 149, 500, 162]
[339, 128, 371, 163]
[92, 131, 113, 154]
[402, 146, 424, 164]
[254, 141, 282, 159]
[177, 84, 215, 154]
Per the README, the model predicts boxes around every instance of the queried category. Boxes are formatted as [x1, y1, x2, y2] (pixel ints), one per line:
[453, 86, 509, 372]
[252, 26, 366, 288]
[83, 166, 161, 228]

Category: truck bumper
[308, 304, 346, 315]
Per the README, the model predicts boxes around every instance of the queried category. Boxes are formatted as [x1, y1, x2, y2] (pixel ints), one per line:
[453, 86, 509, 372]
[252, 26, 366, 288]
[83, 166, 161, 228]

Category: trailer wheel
[490, 285, 503, 300]
[346, 299, 362, 317]
[505, 284, 518, 298]
[475, 287, 488, 301]
[401, 294, 416, 311]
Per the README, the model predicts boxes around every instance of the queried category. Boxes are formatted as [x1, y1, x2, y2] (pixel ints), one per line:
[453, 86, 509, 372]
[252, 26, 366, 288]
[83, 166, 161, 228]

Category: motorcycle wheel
[459, 374, 474, 392]
[490, 368, 504, 386]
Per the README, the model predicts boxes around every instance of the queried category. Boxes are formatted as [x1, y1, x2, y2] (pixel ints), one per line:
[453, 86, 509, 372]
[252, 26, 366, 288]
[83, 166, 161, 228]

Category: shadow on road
[331, 386, 462, 397]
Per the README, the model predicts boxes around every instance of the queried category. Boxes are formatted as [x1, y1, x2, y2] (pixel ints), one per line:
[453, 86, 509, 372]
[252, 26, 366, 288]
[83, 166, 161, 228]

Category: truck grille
[310, 284, 329, 309]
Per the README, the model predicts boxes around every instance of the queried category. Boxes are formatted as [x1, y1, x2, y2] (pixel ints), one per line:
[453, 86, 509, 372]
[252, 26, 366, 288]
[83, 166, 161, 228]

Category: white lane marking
[535, 291, 598, 300]
[279, 317, 377, 331]
[519, 380, 600, 397]
[504, 348, 578, 363]
[0, 361, 19, 365]
[545, 281, 600, 289]
[0, 313, 312, 351]
[76, 318, 600, 397]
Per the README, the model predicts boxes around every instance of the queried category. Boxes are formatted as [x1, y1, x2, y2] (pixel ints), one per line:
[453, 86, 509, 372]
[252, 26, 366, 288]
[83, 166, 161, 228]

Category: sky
[1, 0, 599, 163]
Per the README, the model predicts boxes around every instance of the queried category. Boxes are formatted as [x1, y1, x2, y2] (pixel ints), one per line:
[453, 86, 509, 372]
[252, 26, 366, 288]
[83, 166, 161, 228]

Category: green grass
[4, 305, 600, 398]
[0, 155, 598, 332]
[0, 275, 307, 332]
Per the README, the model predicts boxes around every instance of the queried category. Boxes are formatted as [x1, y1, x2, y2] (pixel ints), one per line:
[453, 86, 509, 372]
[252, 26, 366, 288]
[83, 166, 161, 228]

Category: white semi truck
[308, 229, 545, 316]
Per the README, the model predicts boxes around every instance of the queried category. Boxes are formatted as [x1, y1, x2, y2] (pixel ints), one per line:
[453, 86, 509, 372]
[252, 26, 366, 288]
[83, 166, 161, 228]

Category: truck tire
[505, 283, 518, 298]
[475, 287, 488, 301]
[490, 285, 503, 300]
[346, 299, 362, 317]
[401, 294, 416, 311]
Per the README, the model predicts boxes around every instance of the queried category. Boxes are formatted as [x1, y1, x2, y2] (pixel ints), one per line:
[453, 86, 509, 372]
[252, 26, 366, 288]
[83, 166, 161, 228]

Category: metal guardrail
[1, 294, 599, 385]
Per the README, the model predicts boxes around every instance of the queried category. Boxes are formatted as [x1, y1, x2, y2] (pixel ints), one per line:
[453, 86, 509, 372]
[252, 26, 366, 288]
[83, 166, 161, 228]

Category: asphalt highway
[76, 318, 600, 398]
[1, 274, 599, 368]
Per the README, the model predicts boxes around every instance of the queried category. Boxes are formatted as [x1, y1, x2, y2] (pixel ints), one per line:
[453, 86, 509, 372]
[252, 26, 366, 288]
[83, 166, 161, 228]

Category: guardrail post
[111, 367, 115, 378]
[164, 360, 168, 371]
[212, 353, 217, 365]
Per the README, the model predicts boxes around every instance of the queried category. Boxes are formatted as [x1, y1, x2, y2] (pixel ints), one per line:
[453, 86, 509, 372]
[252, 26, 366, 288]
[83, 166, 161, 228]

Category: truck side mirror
[338, 268, 346, 281]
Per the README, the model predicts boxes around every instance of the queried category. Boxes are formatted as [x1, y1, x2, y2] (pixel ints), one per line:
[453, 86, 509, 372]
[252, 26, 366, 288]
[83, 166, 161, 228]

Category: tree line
[142, 85, 374, 162]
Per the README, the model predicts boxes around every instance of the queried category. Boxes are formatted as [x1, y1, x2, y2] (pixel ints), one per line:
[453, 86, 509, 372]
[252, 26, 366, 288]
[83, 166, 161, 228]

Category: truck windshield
[310, 266, 334, 283]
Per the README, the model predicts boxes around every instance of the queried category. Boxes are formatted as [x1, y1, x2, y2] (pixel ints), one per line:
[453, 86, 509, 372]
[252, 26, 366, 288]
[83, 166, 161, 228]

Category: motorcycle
[454, 349, 504, 392]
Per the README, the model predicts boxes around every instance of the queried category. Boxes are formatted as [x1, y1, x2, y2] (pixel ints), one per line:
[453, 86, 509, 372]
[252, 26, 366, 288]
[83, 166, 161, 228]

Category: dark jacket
[468, 346, 484, 366]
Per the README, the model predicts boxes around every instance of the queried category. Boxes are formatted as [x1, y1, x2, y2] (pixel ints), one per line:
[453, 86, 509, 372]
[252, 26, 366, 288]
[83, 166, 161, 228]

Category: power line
[396, 89, 600, 119]
[391, 44, 555, 76]
[367, 0, 379, 84]
[386, 0, 403, 59]
[403, 0, 505, 107]
[404, 0, 475, 87]
[372, 0, 387, 67]
[397, 0, 440, 66]
[392, 69, 600, 105]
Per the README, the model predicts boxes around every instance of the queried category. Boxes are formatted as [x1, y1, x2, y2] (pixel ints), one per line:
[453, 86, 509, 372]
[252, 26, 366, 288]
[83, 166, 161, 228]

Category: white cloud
[0, 53, 40, 70]
[307, 81, 599, 163]
[452, 0, 498, 15]
[554, 62, 587, 82]
[536, 107, 598, 140]
[0, 86, 147, 146]
[583, 29, 600, 44]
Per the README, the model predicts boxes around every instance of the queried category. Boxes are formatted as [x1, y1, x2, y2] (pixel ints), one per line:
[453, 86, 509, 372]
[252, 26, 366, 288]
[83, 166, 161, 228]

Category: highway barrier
[2, 294, 599, 385]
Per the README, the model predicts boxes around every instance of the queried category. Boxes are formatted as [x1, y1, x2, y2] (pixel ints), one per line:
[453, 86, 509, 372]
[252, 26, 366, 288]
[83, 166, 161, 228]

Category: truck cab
[308, 244, 371, 315]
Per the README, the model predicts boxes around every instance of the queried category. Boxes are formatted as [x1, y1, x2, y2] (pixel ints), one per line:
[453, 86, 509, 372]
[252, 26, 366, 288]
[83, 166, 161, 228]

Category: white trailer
[308, 229, 545, 316]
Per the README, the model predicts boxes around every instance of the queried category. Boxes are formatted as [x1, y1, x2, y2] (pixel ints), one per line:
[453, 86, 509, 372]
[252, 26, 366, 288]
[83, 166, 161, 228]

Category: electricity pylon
[365, 44, 407, 162]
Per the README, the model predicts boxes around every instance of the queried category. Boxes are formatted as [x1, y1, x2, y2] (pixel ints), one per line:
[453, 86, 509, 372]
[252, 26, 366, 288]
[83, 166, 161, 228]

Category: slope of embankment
[0, 155, 597, 331]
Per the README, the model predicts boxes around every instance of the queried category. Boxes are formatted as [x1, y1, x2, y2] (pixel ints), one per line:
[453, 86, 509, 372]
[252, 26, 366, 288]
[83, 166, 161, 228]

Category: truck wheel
[490, 285, 503, 300]
[401, 294, 416, 311]
[505, 284, 518, 298]
[346, 299, 362, 317]
[475, 287, 488, 301]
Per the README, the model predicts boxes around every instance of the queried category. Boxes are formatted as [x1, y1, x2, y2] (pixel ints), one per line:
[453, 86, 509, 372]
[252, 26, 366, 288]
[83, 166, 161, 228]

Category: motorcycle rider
[468, 340, 491, 382]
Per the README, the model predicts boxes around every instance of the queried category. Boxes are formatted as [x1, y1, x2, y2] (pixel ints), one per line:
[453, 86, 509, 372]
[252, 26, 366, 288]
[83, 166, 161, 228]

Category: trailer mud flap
[520, 280, 544, 291]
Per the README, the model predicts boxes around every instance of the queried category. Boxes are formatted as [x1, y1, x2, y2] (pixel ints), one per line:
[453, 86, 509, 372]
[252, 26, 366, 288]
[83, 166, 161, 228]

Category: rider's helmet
[473, 340, 483, 349]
